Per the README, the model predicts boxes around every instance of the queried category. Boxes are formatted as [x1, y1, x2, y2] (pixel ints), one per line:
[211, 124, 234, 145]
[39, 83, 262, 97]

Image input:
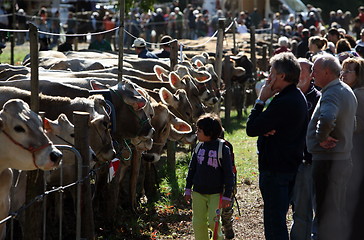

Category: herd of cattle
[0, 49, 254, 238]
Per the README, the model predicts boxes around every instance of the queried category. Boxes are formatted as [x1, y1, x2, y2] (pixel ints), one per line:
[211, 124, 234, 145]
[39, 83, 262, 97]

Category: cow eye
[14, 126, 25, 133]
[186, 112, 191, 117]
[70, 133, 75, 138]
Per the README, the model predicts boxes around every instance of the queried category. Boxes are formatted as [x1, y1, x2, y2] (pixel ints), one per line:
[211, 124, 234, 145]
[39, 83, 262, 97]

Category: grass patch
[0, 42, 30, 65]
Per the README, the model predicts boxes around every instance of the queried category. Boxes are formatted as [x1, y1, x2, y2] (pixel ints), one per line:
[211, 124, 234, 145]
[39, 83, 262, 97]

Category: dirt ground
[165, 180, 266, 240]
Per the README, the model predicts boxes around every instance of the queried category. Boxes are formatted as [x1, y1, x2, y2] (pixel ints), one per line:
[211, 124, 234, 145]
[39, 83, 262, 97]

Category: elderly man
[307, 55, 357, 240]
[132, 37, 158, 59]
[290, 58, 321, 240]
[246, 52, 308, 240]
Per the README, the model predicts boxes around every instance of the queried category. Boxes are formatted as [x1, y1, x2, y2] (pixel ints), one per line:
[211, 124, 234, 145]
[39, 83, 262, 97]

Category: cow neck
[1, 130, 51, 169]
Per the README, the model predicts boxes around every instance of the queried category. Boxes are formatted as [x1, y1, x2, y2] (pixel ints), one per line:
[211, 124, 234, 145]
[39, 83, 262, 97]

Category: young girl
[184, 113, 235, 240]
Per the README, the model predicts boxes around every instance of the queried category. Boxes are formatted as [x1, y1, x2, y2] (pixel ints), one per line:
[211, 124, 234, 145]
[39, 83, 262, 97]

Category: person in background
[327, 28, 342, 45]
[0, 6, 8, 43]
[246, 52, 308, 240]
[336, 39, 359, 63]
[57, 33, 75, 52]
[355, 41, 364, 58]
[296, 28, 310, 58]
[156, 35, 172, 58]
[16, 9, 27, 45]
[340, 57, 364, 240]
[307, 54, 357, 240]
[307, 36, 328, 61]
[37, 7, 50, 51]
[153, 8, 166, 43]
[0, 42, 5, 55]
[88, 32, 112, 52]
[132, 37, 158, 59]
[184, 113, 234, 240]
[66, 12, 76, 35]
[50, 10, 60, 49]
[274, 36, 291, 55]
[290, 58, 321, 240]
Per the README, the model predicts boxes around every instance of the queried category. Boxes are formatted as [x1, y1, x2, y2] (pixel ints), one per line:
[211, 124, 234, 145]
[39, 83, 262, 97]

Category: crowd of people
[2, 2, 364, 56]
[242, 5, 364, 240]
[3, 2, 364, 240]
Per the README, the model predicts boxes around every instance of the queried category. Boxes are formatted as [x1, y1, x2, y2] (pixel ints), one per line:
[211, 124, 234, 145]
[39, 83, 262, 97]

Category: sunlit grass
[0, 42, 30, 65]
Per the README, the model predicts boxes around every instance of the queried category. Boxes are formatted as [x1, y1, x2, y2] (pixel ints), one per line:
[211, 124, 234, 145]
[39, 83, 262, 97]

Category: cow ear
[43, 117, 60, 134]
[159, 87, 176, 107]
[43, 118, 51, 132]
[194, 71, 211, 83]
[195, 59, 204, 68]
[170, 117, 192, 133]
[90, 80, 108, 90]
[154, 65, 168, 81]
[169, 72, 183, 89]
[233, 66, 246, 77]
[58, 114, 73, 127]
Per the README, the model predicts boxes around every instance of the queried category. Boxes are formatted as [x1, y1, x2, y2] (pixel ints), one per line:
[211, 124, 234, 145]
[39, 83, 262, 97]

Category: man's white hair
[278, 36, 289, 47]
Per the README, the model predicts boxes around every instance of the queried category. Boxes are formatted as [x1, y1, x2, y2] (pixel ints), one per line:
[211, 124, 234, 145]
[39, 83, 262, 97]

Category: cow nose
[50, 150, 63, 163]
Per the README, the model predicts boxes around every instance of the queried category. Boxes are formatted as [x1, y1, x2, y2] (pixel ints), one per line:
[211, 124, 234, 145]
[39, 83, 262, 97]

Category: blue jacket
[138, 48, 158, 59]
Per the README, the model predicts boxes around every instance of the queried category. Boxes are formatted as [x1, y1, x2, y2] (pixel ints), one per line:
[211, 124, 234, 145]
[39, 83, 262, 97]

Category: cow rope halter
[109, 87, 150, 137]
[1, 130, 51, 169]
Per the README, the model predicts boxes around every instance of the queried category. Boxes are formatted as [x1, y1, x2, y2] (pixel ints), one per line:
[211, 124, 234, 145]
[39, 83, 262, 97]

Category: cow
[123, 58, 170, 73]
[0, 99, 63, 239]
[0, 86, 115, 162]
[0, 80, 90, 99]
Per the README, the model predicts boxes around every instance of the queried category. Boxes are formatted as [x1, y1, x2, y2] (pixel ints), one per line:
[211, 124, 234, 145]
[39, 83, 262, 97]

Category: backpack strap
[217, 139, 224, 167]
[194, 142, 203, 155]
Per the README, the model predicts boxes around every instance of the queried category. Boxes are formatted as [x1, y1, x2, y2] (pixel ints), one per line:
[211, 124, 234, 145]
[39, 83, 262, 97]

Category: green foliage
[120, 0, 156, 13]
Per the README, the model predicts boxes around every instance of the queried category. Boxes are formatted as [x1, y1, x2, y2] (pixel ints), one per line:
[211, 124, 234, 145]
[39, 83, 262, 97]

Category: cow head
[0, 99, 62, 171]
[143, 101, 192, 163]
[43, 114, 74, 145]
[169, 73, 205, 121]
[93, 80, 154, 140]
[159, 87, 194, 124]
[88, 95, 116, 162]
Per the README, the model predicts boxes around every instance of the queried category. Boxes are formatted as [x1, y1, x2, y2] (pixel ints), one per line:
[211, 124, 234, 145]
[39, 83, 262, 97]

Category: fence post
[23, 23, 43, 240]
[170, 40, 178, 70]
[166, 39, 179, 196]
[29, 23, 39, 113]
[250, 26, 257, 81]
[11, 0, 15, 65]
[224, 55, 232, 127]
[74, 111, 94, 239]
[269, 14, 274, 58]
[262, 45, 268, 71]
[118, 0, 125, 82]
[214, 18, 225, 115]
[232, 21, 237, 55]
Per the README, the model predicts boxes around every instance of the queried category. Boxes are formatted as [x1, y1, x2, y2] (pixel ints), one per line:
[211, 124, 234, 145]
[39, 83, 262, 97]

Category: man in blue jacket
[246, 52, 308, 240]
[132, 37, 158, 59]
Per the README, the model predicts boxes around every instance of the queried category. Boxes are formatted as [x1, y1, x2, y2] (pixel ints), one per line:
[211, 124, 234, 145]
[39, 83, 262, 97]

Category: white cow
[0, 99, 62, 239]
